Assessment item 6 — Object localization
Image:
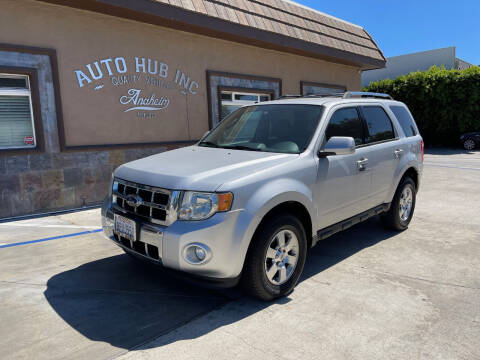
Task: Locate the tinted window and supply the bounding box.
[326,107,364,146]
[390,106,418,137]
[361,106,395,144]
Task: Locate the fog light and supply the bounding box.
[195,247,206,261]
[183,243,212,265]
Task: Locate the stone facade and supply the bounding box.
[0,146,177,219]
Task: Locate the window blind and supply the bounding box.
[0,95,35,148]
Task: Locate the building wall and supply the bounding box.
[0,0,362,219]
[456,58,474,70]
[362,47,461,87]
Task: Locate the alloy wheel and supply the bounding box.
[399,186,413,222]
[264,229,299,285]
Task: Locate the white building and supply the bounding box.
[362,47,474,87]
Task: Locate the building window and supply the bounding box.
[220,90,271,120]
[300,81,346,96]
[207,71,282,128]
[0,73,36,149]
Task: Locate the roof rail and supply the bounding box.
[303,93,344,98]
[343,91,392,100]
[278,94,302,99]
[277,92,392,101]
[279,93,345,100]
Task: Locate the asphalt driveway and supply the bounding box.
[0,148,479,360]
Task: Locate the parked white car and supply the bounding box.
[102,92,423,300]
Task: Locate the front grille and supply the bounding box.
[112,178,171,225]
[113,234,160,261]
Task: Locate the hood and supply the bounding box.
[114,145,296,192]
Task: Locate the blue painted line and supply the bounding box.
[0,228,103,249]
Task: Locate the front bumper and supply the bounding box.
[101,197,244,287]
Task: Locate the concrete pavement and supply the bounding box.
[0,149,479,359]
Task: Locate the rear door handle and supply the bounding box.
[394,149,404,159]
[357,158,368,171]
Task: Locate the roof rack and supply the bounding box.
[278,94,302,99]
[277,91,393,101]
[279,93,344,99]
[343,91,392,100]
[303,93,344,98]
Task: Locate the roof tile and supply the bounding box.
[191,0,208,14]
[151,0,384,62]
[180,0,196,11]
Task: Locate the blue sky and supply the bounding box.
[297,0,480,65]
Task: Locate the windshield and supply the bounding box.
[199,104,324,154]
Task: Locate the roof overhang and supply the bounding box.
[37,0,386,70]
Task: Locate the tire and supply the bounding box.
[381,176,416,231]
[242,214,307,301]
[463,139,476,151]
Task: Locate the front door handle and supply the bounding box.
[394,149,404,159]
[357,158,368,171]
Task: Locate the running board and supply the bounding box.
[312,203,390,247]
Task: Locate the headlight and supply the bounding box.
[178,191,233,220]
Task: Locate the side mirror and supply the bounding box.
[318,136,356,158]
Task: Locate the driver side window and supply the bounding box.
[325,107,364,146]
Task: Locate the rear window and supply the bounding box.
[361,106,395,144]
[390,106,418,137]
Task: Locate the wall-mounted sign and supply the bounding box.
[74,56,199,118]
[24,135,34,145]
[119,89,170,112]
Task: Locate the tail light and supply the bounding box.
[420,140,424,162]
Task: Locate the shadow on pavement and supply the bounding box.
[44,217,398,351]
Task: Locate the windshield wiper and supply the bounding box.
[221,145,263,152]
[198,141,219,148]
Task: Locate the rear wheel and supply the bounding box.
[381,177,416,231]
[242,214,307,301]
[463,139,476,150]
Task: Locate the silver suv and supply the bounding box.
[101,92,423,300]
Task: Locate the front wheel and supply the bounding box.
[242,214,307,301]
[381,176,416,231]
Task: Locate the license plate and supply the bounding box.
[114,214,136,241]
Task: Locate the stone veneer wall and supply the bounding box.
[0,146,177,219]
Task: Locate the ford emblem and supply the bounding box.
[126,194,142,208]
